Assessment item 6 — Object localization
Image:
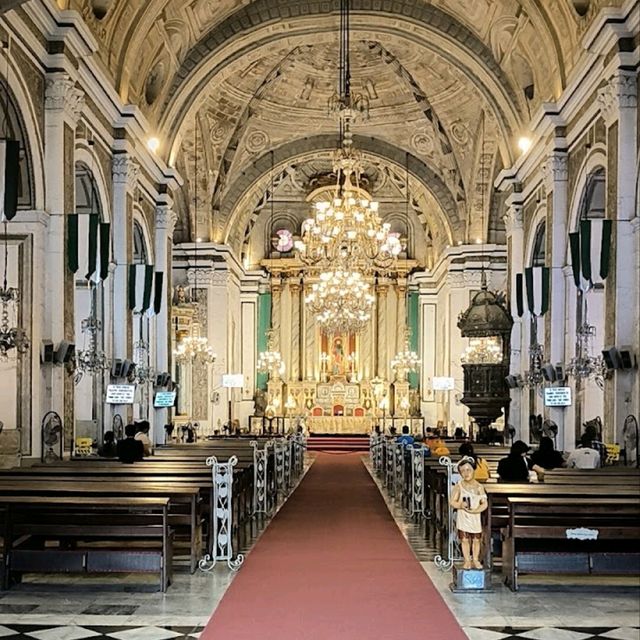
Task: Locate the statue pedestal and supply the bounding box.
[450,566,493,593]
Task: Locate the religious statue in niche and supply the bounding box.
[332,337,346,376]
[321,333,356,379]
[450,457,487,570]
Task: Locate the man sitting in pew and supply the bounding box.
[135,421,153,456]
[396,425,414,447]
[530,436,565,470]
[566,433,602,469]
[117,424,145,464]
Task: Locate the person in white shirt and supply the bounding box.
[566,434,601,469]
[134,421,152,456]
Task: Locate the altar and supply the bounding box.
[307,416,374,435]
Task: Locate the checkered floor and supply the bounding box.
[0,626,203,639]
[0,625,637,640]
[464,627,640,640]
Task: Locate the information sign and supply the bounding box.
[105,384,136,405]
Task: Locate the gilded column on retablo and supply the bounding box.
[290,276,301,381]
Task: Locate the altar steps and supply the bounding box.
[307,435,370,453]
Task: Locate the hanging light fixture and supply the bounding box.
[391,152,419,380]
[391,326,420,382]
[566,319,607,389]
[294,0,400,275]
[0,224,28,360]
[173,126,215,366]
[305,268,375,335]
[258,151,284,379]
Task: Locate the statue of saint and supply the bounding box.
[174,284,187,305]
[331,336,345,376]
[450,456,487,570]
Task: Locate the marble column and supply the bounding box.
[111,155,139,360]
[396,276,407,350]
[303,280,316,381]
[290,276,301,382]
[153,199,177,443]
[271,275,282,352]
[543,150,569,449]
[598,71,639,440]
[43,73,84,451]
[376,280,389,379]
[503,200,525,438]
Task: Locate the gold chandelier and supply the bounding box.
[174,321,216,365]
[305,268,375,335]
[257,329,284,379]
[294,138,401,274]
[391,326,420,381]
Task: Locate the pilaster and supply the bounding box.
[43,73,84,449]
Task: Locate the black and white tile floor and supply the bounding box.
[0,625,203,639]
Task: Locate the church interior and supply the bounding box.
[0,0,638,638]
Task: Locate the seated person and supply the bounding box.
[454,426,467,439]
[97,430,117,458]
[117,424,144,464]
[530,436,565,470]
[497,440,544,482]
[135,420,153,456]
[566,434,602,469]
[426,433,450,457]
[458,442,490,482]
[396,425,415,447]
[389,426,397,437]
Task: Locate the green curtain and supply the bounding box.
[407,291,419,390]
[256,292,272,391]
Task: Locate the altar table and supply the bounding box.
[307,416,373,434]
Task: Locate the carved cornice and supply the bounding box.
[155,204,178,234]
[446,270,484,289]
[502,204,524,237]
[187,268,227,287]
[112,155,140,190]
[44,74,84,123]
[542,153,568,191]
[598,72,638,127]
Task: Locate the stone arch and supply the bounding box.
[0,53,44,212]
[74,143,111,224]
[162,7,524,165]
[525,204,548,267]
[218,135,458,255]
[132,207,154,264]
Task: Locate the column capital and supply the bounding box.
[44,73,84,124]
[502,203,524,237]
[542,152,568,191]
[112,154,140,190]
[598,71,638,127]
[155,204,178,235]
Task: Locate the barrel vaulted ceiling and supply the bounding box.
[67,0,623,263]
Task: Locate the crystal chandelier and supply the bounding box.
[294,141,401,273]
[132,337,155,384]
[566,321,607,389]
[305,268,374,334]
[391,326,420,381]
[257,329,284,379]
[75,314,109,383]
[174,322,216,365]
[0,228,29,360]
[461,336,503,364]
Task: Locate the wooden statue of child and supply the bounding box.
[450,456,488,570]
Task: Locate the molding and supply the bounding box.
[187,268,228,287]
[112,154,140,190]
[44,73,84,124]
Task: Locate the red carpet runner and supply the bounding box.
[201,453,467,640]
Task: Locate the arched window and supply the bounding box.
[75,162,103,220]
[0,77,33,209]
[531,221,546,267]
[578,168,605,222]
[133,220,148,264]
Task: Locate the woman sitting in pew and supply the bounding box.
[97,430,118,458]
[458,442,490,482]
[497,440,545,483]
[530,436,565,470]
[117,424,145,464]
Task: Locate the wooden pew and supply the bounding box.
[501,496,640,590]
[483,483,640,569]
[0,496,172,592]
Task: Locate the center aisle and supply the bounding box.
[201,453,467,640]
